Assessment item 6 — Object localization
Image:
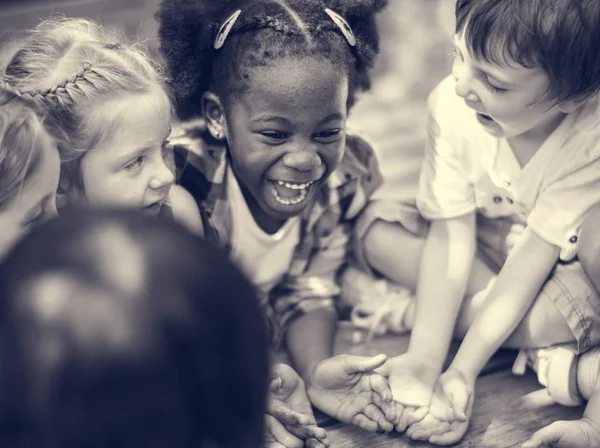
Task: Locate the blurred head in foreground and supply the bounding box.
[0,209,269,448]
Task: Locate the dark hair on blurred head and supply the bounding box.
[0,209,269,448]
[455,0,600,103]
[156,0,388,119]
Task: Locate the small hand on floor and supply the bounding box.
[522,419,600,447]
[266,363,330,448]
[307,354,398,433]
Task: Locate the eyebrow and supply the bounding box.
[252,115,292,126]
[118,145,154,165]
[252,113,344,126]
[319,113,344,125]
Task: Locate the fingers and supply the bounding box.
[521,421,567,448]
[363,403,394,432]
[285,423,328,441]
[306,437,331,448]
[265,414,304,448]
[352,413,380,433]
[407,414,449,441]
[369,374,393,402]
[344,354,388,374]
[429,423,469,446]
[444,374,470,421]
[267,398,311,426]
[396,406,428,432]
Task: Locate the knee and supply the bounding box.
[363,220,398,266]
[578,205,600,292]
[511,296,573,348]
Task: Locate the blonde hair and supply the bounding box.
[0,86,51,210]
[3,18,172,193]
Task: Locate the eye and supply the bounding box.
[124,155,145,171]
[314,129,343,143]
[259,131,289,143]
[483,77,508,95]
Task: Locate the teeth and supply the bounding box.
[270,185,308,206]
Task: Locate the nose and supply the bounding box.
[452,61,479,102]
[149,158,175,190]
[283,149,322,172]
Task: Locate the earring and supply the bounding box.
[215,130,221,139]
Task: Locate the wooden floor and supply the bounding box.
[310,324,585,447]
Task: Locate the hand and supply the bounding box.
[522,418,600,447]
[377,352,440,432]
[266,363,330,447]
[406,368,475,445]
[306,354,397,433]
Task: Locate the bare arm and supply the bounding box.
[408,212,476,373]
[450,228,559,380]
[286,308,337,384]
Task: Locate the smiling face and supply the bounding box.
[452,32,571,145]
[0,134,60,258]
[215,57,348,233]
[76,90,174,216]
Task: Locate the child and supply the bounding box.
[0,209,269,447]
[156,0,397,437]
[0,85,60,259]
[2,18,201,232]
[359,0,600,443]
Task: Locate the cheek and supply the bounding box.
[320,139,345,171]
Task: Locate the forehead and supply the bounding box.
[455,32,549,86]
[89,89,171,151]
[235,57,348,116]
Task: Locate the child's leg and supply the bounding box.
[577,203,600,294]
[362,218,497,329]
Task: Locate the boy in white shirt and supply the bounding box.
[357,0,600,444]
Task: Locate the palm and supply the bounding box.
[407,370,474,445]
[385,354,439,407]
[307,354,396,433]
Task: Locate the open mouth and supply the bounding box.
[268,180,316,206]
[142,202,163,215]
[476,112,495,123]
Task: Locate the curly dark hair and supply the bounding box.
[156,0,388,119]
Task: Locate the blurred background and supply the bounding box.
[0,0,455,204]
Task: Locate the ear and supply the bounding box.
[202,92,227,141]
[558,96,588,114]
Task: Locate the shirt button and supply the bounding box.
[506,197,514,204]
[493,196,503,203]
[570,235,578,244]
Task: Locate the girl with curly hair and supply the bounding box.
[156,0,398,445]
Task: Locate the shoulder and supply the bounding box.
[170,185,204,237]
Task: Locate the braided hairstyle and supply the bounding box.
[0,85,52,210]
[3,18,172,193]
[157,0,388,120]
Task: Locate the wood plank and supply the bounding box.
[324,369,584,447]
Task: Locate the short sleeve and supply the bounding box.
[528,157,600,261]
[416,78,477,219]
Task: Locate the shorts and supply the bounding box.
[355,200,600,354]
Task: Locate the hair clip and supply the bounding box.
[324,8,356,47]
[214,9,242,50]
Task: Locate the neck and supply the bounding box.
[240,185,287,235]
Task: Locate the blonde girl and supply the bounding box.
[3,18,201,231]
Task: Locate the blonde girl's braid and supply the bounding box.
[3,17,172,193]
[18,62,94,103]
